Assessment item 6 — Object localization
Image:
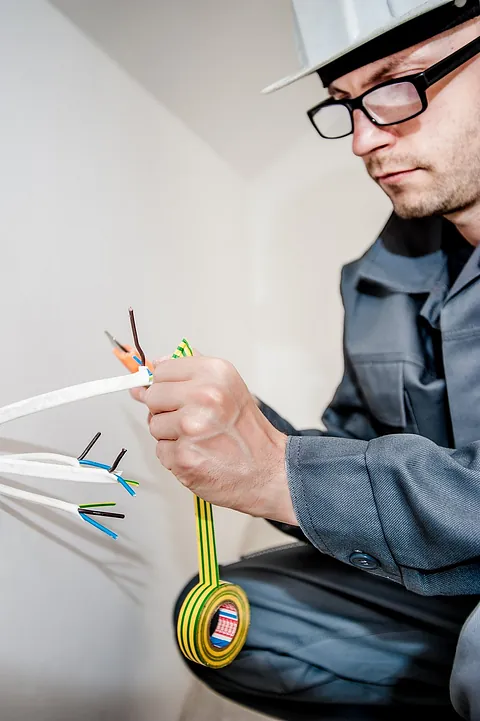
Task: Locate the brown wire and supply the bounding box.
[109,448,127,474]
[128,307,146,367]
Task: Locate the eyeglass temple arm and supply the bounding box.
[424,36,480,87]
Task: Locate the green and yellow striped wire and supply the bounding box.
[173,339,250,669]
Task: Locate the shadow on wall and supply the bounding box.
[0,680,138,721]
[0,436,149,605]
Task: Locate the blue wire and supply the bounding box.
[79,511,118,540]
[79,460,109,470]
[79,459,136,496]
[116,475,136,496]
[131,355,153,379]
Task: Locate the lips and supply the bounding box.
[375,169,418,182]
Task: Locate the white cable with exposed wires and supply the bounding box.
[0,366,151,426]
[0,367,151,538]
[0,457,121,484]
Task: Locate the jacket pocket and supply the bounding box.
[351,358,407,429]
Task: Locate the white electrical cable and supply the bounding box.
[0,458,121,484]
[0,482,77,514]
[3,453,80,466]
[0,367,152,426]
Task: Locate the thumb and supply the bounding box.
[129,386,147,403]
[152,355,171,368]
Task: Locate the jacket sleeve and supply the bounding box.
[287,429,480,595]
[258,340,480,597]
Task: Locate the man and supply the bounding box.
[134,0,480,718]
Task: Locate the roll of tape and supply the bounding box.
[172,340,250,668]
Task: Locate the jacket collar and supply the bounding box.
[357,214,446,294]
[357,213,480,299]
[447,239,480,302]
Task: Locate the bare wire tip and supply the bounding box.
[109,448,127,474]
[128,307,146,367]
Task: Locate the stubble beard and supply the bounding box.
[367,121,480,220]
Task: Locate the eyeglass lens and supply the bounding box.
[313,81,423,138]
[364,81,423,124]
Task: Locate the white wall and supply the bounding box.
[0,2,254,720]
[249,131,392,430]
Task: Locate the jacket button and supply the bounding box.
[349,552,379,570]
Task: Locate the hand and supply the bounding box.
[139,355,298,525]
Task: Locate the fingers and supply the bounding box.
[130,386,147,403]
[152,355,171,366]
[151,357,196,382]
[149,410,181,441]
[144,380,190,414]
[128,355,172,403]
[155,439,175,470]
[152,356,226,383]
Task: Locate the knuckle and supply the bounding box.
[178,413,195,436]
[197,384,225,407]
[206,357,233,380]
[178,410,209,437]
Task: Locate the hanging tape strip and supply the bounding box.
[172,339,250,668]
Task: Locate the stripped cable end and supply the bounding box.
[79,503,125,519]
[115,475,136,497]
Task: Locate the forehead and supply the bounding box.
[328,33,447,96]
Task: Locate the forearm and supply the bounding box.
[287,432,480,595]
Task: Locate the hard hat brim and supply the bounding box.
[261,0,464,94]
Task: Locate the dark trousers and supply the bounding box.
[174,542,477,720]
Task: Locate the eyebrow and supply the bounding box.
[329,53,411,96]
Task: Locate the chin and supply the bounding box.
[393,204,432,219]
[391,199,432,219]
[390,188,448,219]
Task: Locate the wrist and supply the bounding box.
[259,429,298,526]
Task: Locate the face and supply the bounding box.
[329,19,480,219]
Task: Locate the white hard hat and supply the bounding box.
[262,0,479,93]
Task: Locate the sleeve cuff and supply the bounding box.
[286,435,401,581]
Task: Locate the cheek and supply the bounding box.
[395,102,447,170]
[423,73,480,149]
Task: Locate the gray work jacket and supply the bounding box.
[260,212,480,718]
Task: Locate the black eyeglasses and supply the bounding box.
[307,35,480,140]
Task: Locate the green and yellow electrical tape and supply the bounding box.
[172,339,250,668]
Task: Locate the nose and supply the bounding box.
[351,109,394,158]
